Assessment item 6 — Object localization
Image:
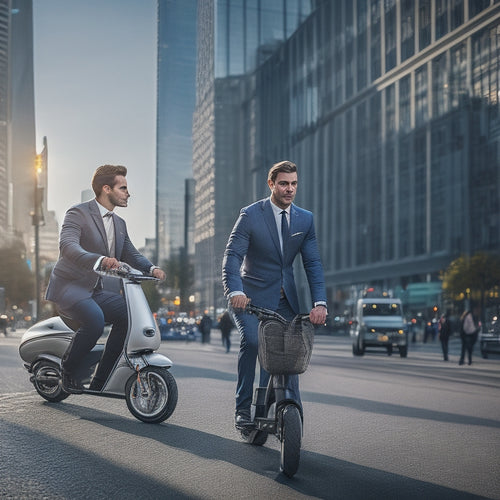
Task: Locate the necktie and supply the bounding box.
[103,212,115,257]
[281,210,289,254]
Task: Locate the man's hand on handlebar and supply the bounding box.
[230,294,251,311]
[152,268,166,281]
[100,257,121,271]
[309,306,327,325]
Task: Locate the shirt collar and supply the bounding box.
[96,200,113,217]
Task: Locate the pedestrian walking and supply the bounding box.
[459,304,481,365]
[438,310,452,361]
[219,310,233,353]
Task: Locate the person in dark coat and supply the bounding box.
[199,313,212,344]
[438,310,452,361]
[219,310,233,353]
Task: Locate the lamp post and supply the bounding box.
[32,153,43,320]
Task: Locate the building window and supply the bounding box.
[432,53,449,117]
[399,74,411,133]
[371,0,381,80]
[430,124,447,252]
[398,137,410,258]
[401,0,415,62]
[469,0,491,19]
[414,132,427,256]
[435,0,449,40]
[450,42,467,107]
[385,0,397,71]
[419,0,431,50]
[415,65,428,126]
[451,0,464,30]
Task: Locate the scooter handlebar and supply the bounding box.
[95,263,159,282]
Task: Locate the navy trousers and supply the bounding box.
[232,297,300,412]
[61,288,128,385]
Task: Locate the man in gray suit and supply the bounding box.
[222,160,327,430]
[46,165,165,393]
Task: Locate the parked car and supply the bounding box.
[160,315,198,341]
[350,297,408,357]
[480,316,500,358]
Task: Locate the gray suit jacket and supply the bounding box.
[222,198,326,313]
[45,199,152,310]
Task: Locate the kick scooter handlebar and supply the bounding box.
[244,303,310,322]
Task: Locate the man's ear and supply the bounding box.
[267,178,274,190]
[103,184,112,194]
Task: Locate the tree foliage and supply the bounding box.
[0,244,35,308]
[442,252,500,314]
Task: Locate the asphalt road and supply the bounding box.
[1,329,499,499]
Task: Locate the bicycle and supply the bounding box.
[239,303,314,478]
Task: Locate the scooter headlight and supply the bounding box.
[143,327,156,337]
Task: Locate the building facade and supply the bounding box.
[192,0,500,316]
[0,0,37,250]
[192,0,316,313]
[252,0,500,314]
[156,0,198,264]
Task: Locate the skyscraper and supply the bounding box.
[0,0,36,249]
[193,0,500,317]
[156,0,197,264]
[192,0,315,313]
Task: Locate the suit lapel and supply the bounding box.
[262,198,284,262]
[88,200,110,254]
[113,214,125,259]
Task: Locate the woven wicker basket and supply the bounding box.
[258,314,314,375]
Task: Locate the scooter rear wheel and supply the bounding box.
[125,367,178,423]
[32,360,70,403]
[280,404,302,478]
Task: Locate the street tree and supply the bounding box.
[442,252,500,321]
[0,244,35,308]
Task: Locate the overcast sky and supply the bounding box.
[33,0,158,247]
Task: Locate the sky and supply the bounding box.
[33,0,158,247]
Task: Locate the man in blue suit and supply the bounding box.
[222,160,327,430]
[45,165,165,393]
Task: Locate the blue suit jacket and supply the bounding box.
[45,199,152,310]
[222,198,326,313]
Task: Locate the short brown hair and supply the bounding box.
[91,164,127,196]
[268,160,297,183]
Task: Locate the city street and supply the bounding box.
[1,329,499,499]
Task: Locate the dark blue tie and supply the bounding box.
[281,210,289,254]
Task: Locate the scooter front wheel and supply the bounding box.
[280,404,302,478]
[125,367,178,424]
[32,360,70,403]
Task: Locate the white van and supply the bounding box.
[350,297,408,357]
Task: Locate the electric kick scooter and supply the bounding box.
[240,304,314,478]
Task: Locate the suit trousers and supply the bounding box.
[232,297,301,412]
[61,288,128,385]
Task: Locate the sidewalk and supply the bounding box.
[0,328,26,341]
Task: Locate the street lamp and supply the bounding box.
[32,153,44,320]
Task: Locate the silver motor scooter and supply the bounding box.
[19,264,178,424]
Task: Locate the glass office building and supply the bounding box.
[193,0,315,312]
[252,0,500,313]
[0,0,36,250]
[156,0,197,263]
[193,0,500,315]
